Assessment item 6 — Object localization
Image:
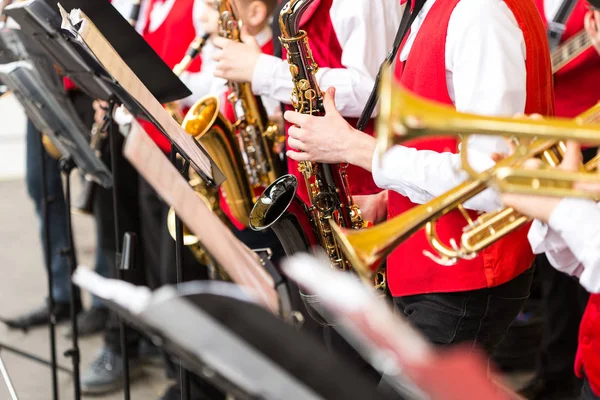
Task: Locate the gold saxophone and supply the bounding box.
[165,32,232,276]
[249,0,380,291]
[167,0,285,275]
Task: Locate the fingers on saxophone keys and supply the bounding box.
[284,110,309,127]
[286,149,311,161]
[287,136,306,152]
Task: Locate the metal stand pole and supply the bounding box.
[106,99,131,400]
[0,353,18,400]
[59,157,81,400]
[38,131,59,400]
[170,148,191,400]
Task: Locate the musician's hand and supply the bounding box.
[93,100,108,126]
[213,30,262,83]
[198,0,220,35]
[585,9,600,55]
[501,141,581,223]
[285,87,376,170]
[353,191,389,225]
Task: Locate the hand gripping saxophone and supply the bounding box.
[249,0,377,305]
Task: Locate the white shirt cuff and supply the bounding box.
[549,198,599,257]
[251,54,283,98]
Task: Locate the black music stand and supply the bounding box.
[5,2,225,399]
[0,27,114,400]
[73,270,396,400]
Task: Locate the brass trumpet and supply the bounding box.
[331,70,600,281]
[330,140,563,282]
[377,68,600,198]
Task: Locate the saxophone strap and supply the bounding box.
[356,0,426,131]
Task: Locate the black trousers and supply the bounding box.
[100,137,148,356]
[534,254,589,386]
[395,267,535,353]
[582,375,600,400]
[379,267,535,397]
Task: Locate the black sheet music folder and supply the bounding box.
[56,0,191,104]
[0,27,113,187]
[5,0,224,187]
[74,274,393,400]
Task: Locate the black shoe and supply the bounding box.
[518,377,581,400]
[159,385,180,400]
[3,300,73,331]
[64,307,109,338]
[81,345,143,395]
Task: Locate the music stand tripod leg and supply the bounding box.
[170,147,191,400]
[58,157,81,400]
[106,99,132,400]
[0,351,18,400]
[38,131,59,400]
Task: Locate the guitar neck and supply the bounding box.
[552,29,592,73]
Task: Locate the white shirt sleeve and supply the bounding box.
[251,0,401,117]
[546,198,600,294]
[371,0,526,211]
[179,42,228,108]
[527,219,585,278]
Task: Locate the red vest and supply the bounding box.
[282,0,381,204]
[576,293,600,396]
[219,38,276,230]
[534,0,600,118]
[139,0,203,153]
[387,0,554,297]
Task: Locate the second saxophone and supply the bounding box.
[249,0,370,281]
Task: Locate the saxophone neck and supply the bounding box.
[279,0,323,115]
[219,0,241,41]
[279,0,314,39]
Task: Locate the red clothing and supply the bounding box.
[577,294,600,395]
[387,0,554,297]
[219,39,276,230]
[140,0,203,153]
[282,0,381,205]
[534,0,600,118]
[532,2,600,396]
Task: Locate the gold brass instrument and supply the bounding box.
[218,0,285,189]
[167,171,230,281]
[249,0,378,293]
[330,71,600,279]
[184,0,285,227]
[377,68,600,197]
[330,140,565,282]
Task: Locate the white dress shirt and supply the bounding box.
[528,198,600,294]
[179,25,280,116]
[372,0,527,212]
[250,0,402,118]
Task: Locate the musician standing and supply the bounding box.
[519,1,600,398]
[212,0,401,377]
[80,0,220,397]
[502,141,600,400]
[4,1,111,336]
[281,0,554,376]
